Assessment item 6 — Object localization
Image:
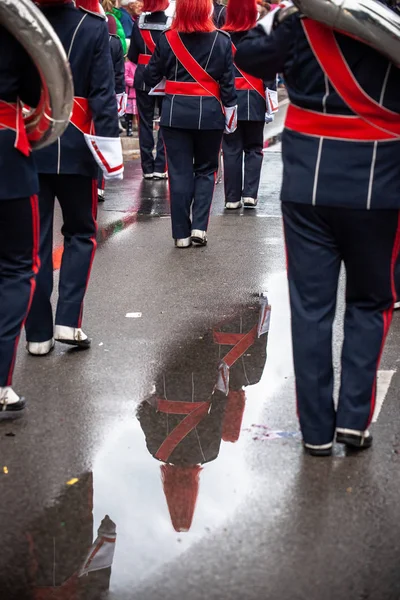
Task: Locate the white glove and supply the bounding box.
[116,92,127,117]
[84,134,124,180]
[224,105,238,134]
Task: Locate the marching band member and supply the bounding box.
[98,12,126,202]
[213,0,226,27]
[127,0,171,179]
[235,5,400,455]
[144,0,237,247]
[25,0,122,355]
[0,26,41,410]
[222,0,271,210]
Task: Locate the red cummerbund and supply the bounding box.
[165,80,221,100]
[0,101,18,130]
[285,104,399,142]
[138,54,151,65]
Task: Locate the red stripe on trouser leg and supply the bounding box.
[6,195,40,386]
[367,211,400,425]
[78,180,98,328]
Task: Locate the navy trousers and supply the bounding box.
[25,175,97,342]
[136,90,166,175]
[97,169,104,193]
[162,126,223,239]
[282,202,400,446]
[0,196,39,385]
[222,120,264,204]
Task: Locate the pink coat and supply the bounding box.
[125,60,137,100]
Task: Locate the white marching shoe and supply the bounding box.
[243,197,258,208]
[26,339,55,356]
[174,237,192,248]
[225,200,242,210]
[0,387,26,412]
[153,172,168,180]
[143,173,154,180]
[55,325,91,349]
[191,229,207,246]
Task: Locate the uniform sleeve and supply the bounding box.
[89,22,119,137]
[219,37,237,108]
[143,38,166,88]
[235,17,294,80]
[217,6,226,27]
[113,39,126,94]
[127,23,140,63]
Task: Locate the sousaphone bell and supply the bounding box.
[0,0,74,149]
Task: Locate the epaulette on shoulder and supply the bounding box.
[216,29,230,38]
[79,7,106,20]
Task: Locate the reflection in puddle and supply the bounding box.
[92,296,271,593]
[12,474,117,599]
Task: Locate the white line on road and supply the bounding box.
[373,370,396,422]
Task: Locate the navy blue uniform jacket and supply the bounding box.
[34,3,119,178]
[144,30,237,130]
[235,14,400,209]
[0,26,41,201]
[230,30,270,122]
[128,11,169,92]
[213,2,226,27]
[110,34,125,94]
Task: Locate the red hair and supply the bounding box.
[143,0,169,11]
[223,0,258,31]
[171,0,215,33]
[75,0,101,11]
[222,390,246,443]
[161,465,202,532]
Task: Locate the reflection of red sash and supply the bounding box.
[154,399,210,461]
[213,325,258,369]
[70,97,94,135]
[138,29,156,65]
[165,30,221,102]
[286,19,400,141]
[231,43,265,100]
[0,100,30,156]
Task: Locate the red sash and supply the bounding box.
[165,30,221,102]
[232,43,265,100]
[70,97,94,135]
[154,399,210,461]
[140,29,156,53]
[295,19,400,140]
[0,100,30,156]
[213,325,258,369]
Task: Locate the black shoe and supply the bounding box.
[54,326,91,350]
[2,397,26,412]
[336,429,373,450]
[303,443,333,457]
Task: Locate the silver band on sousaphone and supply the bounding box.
[278,0,400,68]
[0,0,74,149]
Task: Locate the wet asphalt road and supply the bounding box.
[2,138,400,600]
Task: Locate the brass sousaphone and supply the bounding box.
[0,0,74,149]
[279,0,400,67]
